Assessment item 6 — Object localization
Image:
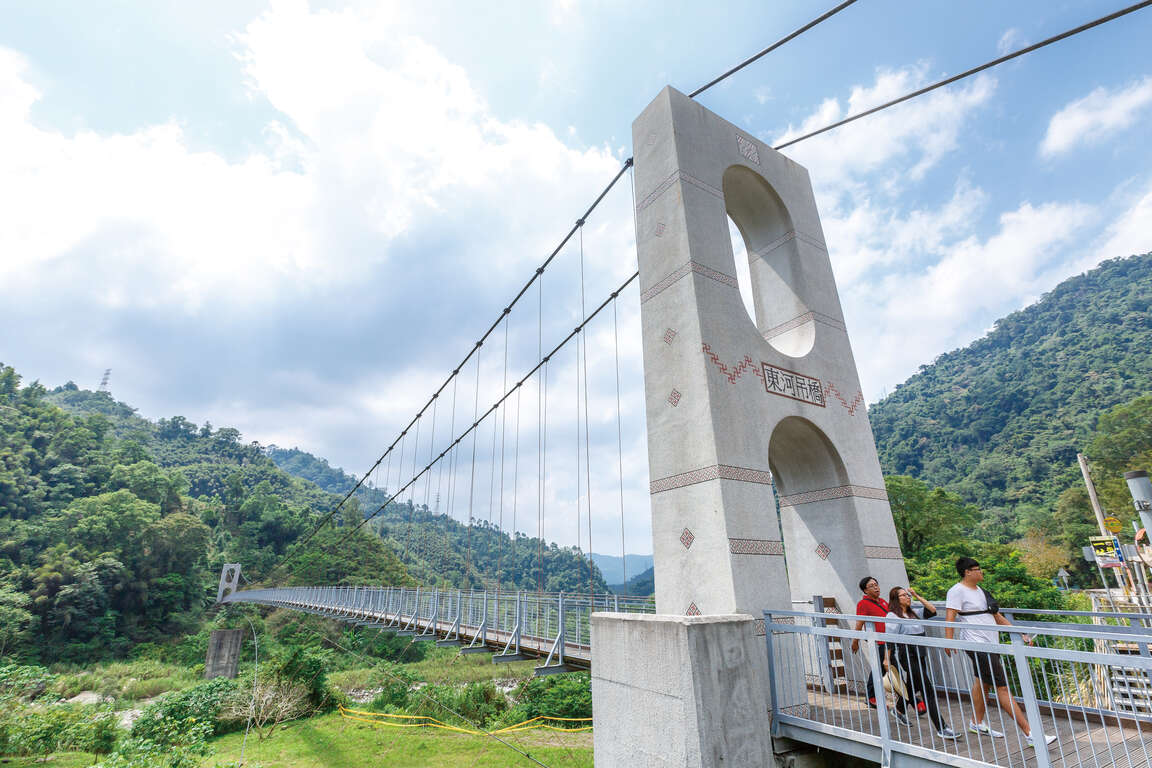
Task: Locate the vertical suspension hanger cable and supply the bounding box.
[486,399,499,586]
[539,358,549,595]
[497,314,510,593]
[613,295,627,590]
[466,343,482,587]
[422,394,439,572]
[512,382,522,590]
[537,272,544,595]
[441,372,459,582]
[574,323,583,595]
[407,414,422,574]
[396,430,409,562]
[579,223,594,600]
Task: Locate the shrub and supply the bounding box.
[132,677,237,741]
[366,665,416,712]
[0,664,55,704]
[500,673,591,727]
[411,681,507,728]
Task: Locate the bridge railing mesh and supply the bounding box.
[221,585,654,667]
[765,608,1152,768]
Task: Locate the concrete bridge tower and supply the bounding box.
[635,86,906,617]
[592,86,906,767]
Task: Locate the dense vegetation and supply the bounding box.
[0,365,607,665]
[871,253,1152,585]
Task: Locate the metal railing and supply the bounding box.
[766,608,1152,768]
[220,585,655,672]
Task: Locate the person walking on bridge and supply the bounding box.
[944,557,1055,748]
[849,575,888,708]
[886,585,958,740]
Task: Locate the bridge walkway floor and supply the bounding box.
[785,688,1150,768]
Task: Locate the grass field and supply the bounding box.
[208,711,593,767]
[48,658,204,705]
[2,712,594,768]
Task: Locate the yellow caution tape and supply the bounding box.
[338,706,592,734]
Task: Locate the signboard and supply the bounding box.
[761,363,825,407]
[1104,516,1123,533]
[1090,535,1124,568]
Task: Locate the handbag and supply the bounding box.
[883,664,909,701]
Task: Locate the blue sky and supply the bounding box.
[1,1,1150,556]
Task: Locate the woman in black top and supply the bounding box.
[886,586,958,740]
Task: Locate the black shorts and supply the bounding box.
[965,649,1009,688]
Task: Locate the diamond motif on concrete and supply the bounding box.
[663,328,677,344]
[685,602,701,616]
[736,135,760,165]
[815,542,831,560]
[668,389,681,407]
[680,528,695,549]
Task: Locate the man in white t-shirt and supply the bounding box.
[944,556,1054,748]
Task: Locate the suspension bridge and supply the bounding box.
[215,3,1152,766]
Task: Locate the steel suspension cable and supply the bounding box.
[328,270,640,555]
[262,159,633,582]
[690,0,860,97]
[774,0,1152,150]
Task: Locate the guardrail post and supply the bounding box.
[812,594,834,694]
[865,631,893,768]
[463,590,490,654]
[1010,633,1052,768]
[764,611,780,736]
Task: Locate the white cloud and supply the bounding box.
[846,199,1096,399]
[997,28,1024,55]
[1040,76,1152,157]
[1096,179,1152,259]
[773,65,996,194]
[0,2,650,551]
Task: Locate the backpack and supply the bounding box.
[957,586,1000,616]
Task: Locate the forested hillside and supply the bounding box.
[0,368,608,662]
[0,369,406,662]
[870,252,1152,583]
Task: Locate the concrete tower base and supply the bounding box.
[591,613,775,767]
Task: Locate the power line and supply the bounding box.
[774,0,1152,150]
[264,159,633,582]
[689,0,860,98]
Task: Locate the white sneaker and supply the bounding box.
[936,726,960,740]
[968,721,1005,738]
[1026,732,1057,748]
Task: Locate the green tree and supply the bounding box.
[885,475,977,555]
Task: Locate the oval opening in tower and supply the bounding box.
[723,166,815,358]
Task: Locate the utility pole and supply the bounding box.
[1078,453,1127,605]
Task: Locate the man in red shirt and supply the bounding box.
[849,575,888,708]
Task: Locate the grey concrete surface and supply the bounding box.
[632,86,907,619]
[591,613,775,767]
[204,628,244,679]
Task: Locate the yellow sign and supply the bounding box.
[1090,535,1123,568]
[1103,516,1123,533]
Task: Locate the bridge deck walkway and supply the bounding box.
[787,687,1150,768]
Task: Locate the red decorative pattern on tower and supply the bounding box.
[702,343,764,384]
